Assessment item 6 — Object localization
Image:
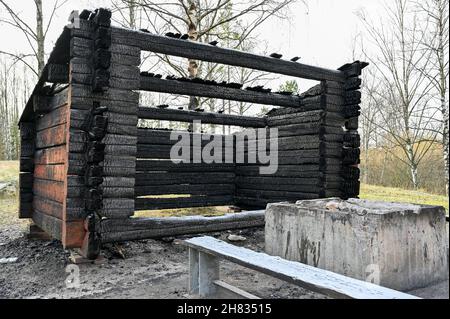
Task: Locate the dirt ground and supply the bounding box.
[0,223,448,299]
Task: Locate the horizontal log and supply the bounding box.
[100,210,265,242]
[32,209,62,240]
[71,55,140,71]
[243,147,342,158]
[135,183,235,196]
[136,144,233,159]
[67,176,135,188]
[33,88,69,114]
[33,178,65,203]
[67,186,135,198]
[140,77,301,108]
[35,124,67,149]
[47,64,69,83]
[136,160,235,172]
[235,166,323,178]
[69,142,137,156]
[276,123,344,137]
[236,188,321,200]
[35,145,67,165]
[66,198,135,219]
[36,104,68,131]
[71,84,139,104]
[111,26,345,82]
[235,176,323,186]
[135,195,234,211]
[69,153,136,168]
[34,164,65,182]
[71,109,138,126]
[71,37,140,59]
[135,172,235,186]
[68,164,135,177]
[33,195,63,219]
[71,99,138,115]
[137,128,229,145]
[236,183,321,193]
[138,106,267,127]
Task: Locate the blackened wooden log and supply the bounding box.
[342,148,360,165]
[135,183,235,196]
[343,104,360,118]
[345,117,359,130]
[100,211,265,242]
[138,106,267,128]
[343,131,361,148]
[47,64,69,83]
[67,186,134,198]
[140,76,301,108]
[32,210,62,240]
[136,160,235,172]
[33,88,69,114]
[236,188,321,200]
[36,105,68,131]
[32,195,63,219]
[134,195,234,211]
[135,172,235,186]
[137,129,227,145]
[71,84,139,104]
[110,26,346,82]
[68,175,135,188]
[338,61,369,78]
[20,157,34,172]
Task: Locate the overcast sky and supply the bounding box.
[0,0,386,67]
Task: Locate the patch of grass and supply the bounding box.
[360,183,449,212]
[0,194,28,228]
[0,161,19,183]
[134,206,232,218]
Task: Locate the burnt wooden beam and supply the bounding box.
[47,64,69,83]
[111,27,345,82]
[100,210,265,242]
[138,106,267,128]
[136,160,235,172]
[140,76,301,108]
[135,184,235,196]
[33,88,69,115]
[135,195,234,211]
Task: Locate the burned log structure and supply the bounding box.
[18,8,367,258]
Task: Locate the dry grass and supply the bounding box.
[360,183,449,212]
[0,161,19,183]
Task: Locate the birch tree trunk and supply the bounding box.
[187,0,199,112]
[35,0,45,75]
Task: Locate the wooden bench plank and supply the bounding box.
[183,236,419,299]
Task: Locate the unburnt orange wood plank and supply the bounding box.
[34,145,67,164]
[35,123,67,149]
[33,178,65,203]
[63,220,85,248]
[36,105,68,131]
[33,195,64,219]
[34,164,66,182]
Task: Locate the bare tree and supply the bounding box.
[415,0,449,194]
[0,0,67,76]
[121,0,298,111]
[357,0,439,189]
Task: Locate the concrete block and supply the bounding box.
[265,198,449,291]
